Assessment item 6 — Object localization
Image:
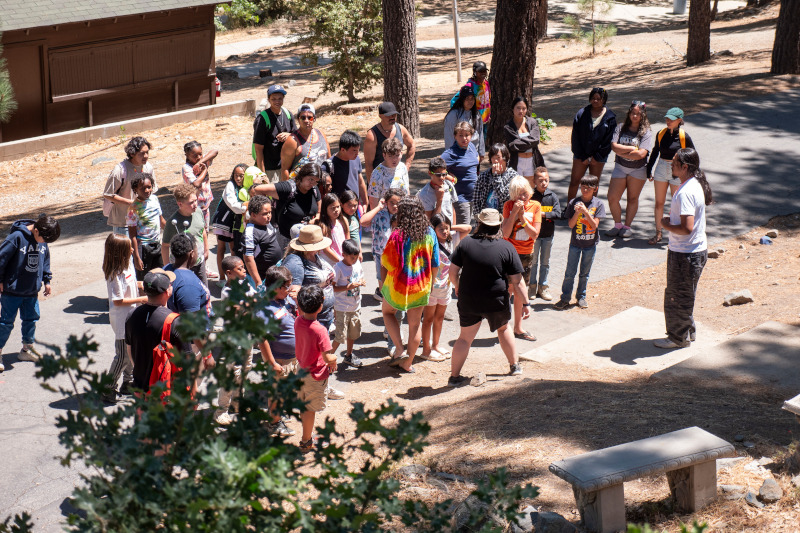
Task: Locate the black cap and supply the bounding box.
[143,268,176,296]
[378,102,398,116]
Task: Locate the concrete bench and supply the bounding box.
[783,393,800,419]
[549,427,736,533]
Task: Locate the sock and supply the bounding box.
[623,225,631,230]
[614,222,624,229]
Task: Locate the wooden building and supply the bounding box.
[0,0,220,142]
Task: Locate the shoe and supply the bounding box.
[447,375,469,387]
[207,269,219,279]
[0,362,4,373]
[577,298,588,309]
[299,434,327,453]
[101,390,117,405]
[0,349,4,372]
[266,419,295,437]
[653,337,690,349]
[620,227,633,238]
[119,381,134,396]
[214,410,234,426]
[374,288,383,302]
[553,299,569,310]
[514,330,537,342]
[509,363,523,376]
[326,386,345,400]
[648,230,663,245]
[605,226,621,237]
[18,344,39,362]
[343,353,363,367]
[537,285,553,301]
[689,331,696,342]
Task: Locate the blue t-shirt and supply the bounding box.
[263,297,297,359]
[164,266,210,313]
[441,142,480,202]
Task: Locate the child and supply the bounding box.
[420,214,470,362]
[127,175,166,281]
[554,175,605,310]
[332,239,366,368]
[162,183,209,287]
[295,285,337,452]
[530,167,561,301]
[165,234,211,316]
[242,195,282,288]
[339,189,362,249]
[318,193,349,267]
[101,233,147,403]
[182,141,219,280]
[211,164,248,286]
[417,157,458,224]
[0,215,60,369]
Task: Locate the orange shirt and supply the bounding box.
[502,200,542,255]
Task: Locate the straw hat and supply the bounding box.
[289,225,331,252]
[477,208,503,226]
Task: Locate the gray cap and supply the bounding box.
[267,84,287,96]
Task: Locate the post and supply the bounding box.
[87,99,93,127]
[452,0,462,82]
[174,81,180,111]
[673,0,687,14]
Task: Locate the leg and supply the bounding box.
[575,246,596,301]
[666,461,718,512]
[401,306,425,370]
[216,239,227,283]
[0,294,23,350]
[421,305,436,356]
[382,301,404,357]
[301,410,316,442]
[496,323,518,366]
[107,339,129,390]
[530,239,541,288]
[664,250,707,343]
[588,160,606,179]
[453,201,472,227]
[560,246,581,303]
[451,321,481,377]
[653,180,670,233]
[623,175,647,227]
[568,158,589,202]
[538,236,554,289]
[345,338,355,354]
[606,177,626,225]
[430,305,447,353]
[19,297,40,346]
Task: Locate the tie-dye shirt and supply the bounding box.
[126,195,162,244]
[381,227,440,311]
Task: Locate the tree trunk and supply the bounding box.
[488,0,543,146]
[382,0,419,137]
[686,0,712,66]
[536,0,548,39]
[771,0,800,74]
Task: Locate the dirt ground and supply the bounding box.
[2,1,799,530]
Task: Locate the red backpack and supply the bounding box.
[148,312,179,401]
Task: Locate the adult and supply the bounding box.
[654,148,712,349]
[164,234,210,315]
[251,163,322,245]
[451,61,491,132]
[279,103,330,182]
[569,88,617,201]
[242,195,282,287]
[381,197,439,373]
[322,129,367,204]
[441,121,481,226]
[253,84,296,182]
[646,107,696,245]
[471,143,519,215]
[363,101,416,182]
[283,225,336,331]
[503,96,544,185]
[103,137,155,235]
[444,85,485,159]
[448,209,528,386]
[605,101,653,239]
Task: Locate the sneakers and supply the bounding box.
[326,386,345,400]
[214,410,234,426]
[537,285,553,301]
[605,226,621,237]
[101,390,117,405]
[342,353,363,368]
[509,363,523,376]
[577,298,588,309]
[119,381,134,396]
[266,419,295,437]
[653,337,691,349]
[18,344,39,362]
[0,349,4,372]
[374,288,383,302]
[689,331,696,342]
[447,375,469,387]
[0,362,4,373]
[620,226,633,238]
[553,299,569,310]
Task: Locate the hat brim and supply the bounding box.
[289,236,332,252]
[148,268,176,283]
[477,216,503,226]
[664,114,680,120]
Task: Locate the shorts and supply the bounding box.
[652,158,681,185]
[333,310,361,345]
[516,155,534,176]
[611,162,647,181]
[518,252,534,283]
[275,357,299,378]
[265,169,281,183]
[457,305,511,332]
[427,285,452,307]
[299,374,328,412]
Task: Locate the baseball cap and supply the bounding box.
[267,84,287,96]
[378,102,398,116]
[664,107,684,120]
[143,268,176,296]
[298,103,316,117]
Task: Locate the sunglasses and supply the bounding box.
[631,100,646,109]
[430,171,448,177]
[298,115,315,121]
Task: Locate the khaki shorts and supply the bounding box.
[333,310,361,345]
[265,169,282,183]
[275,357,299,378]
[299,374,328,412]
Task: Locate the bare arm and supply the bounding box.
[244,255,261,286]
[509,272,530,319]
[360,198,385,226]
[449,264,461,297]
[161,243,170,266]
[358,171,368,207]
[363,129,377,182]
[113,296,148,306]
[251,183,278,198]
[258,339,283,373]
[280,137,298,182]
[254,145,266,172]
[661,214,694,235]
[128,226,143,271]
[401,125,416,168]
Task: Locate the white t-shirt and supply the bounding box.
[417,182,458,225]
[333,260,363,313]
[107,264,139,338]
[668,177,707,253]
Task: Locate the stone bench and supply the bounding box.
[549,426,736,533]
[783,393,800,419]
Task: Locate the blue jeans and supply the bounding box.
[530,236,553,287]
[0,294,40,349]
[560,245,596,302]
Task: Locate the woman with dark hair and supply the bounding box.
[251,162,322,243]
[569,88,617,201]
[444,85,485,159]
[441,121,481,226]
[503,96,544,186]
[654,147,712,349]
[283,225,336,330]
[381,196,439,373]
[471,143,519,215]
[447,209,529,386]
[605,101,653,239]
[103,136,155,235]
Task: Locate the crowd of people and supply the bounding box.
[0,66,713,452]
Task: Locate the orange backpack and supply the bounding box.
[148,312,179,401]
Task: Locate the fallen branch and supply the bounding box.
[663,38,685,59]
[77,140,123,160]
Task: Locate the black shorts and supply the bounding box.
[457,306,511,332]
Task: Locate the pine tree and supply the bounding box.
[562,0,617,56]
[0,37,18,123]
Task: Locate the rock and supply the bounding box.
[742,441,756,449]
[791,475,800,488]
[720,484,746,493]
[756,456,772,466]
[717,457,746,471]
[744,460,768,475]
[397,464,429,480]
[435,472,471,484]
[259,68,273,78]
[257,98,269,113]
[288,79,297,87]
[716,49,734,56]
[226,54,240,61]
[724,290,754,306]
[470,373,487,387]
[91,156,115,166]
[765,264,773,269]
[623,47,630,52]
[759,478,783,503]
[765,229,779,238]
[427,477,450,493]
[450,495,505,532]
[745,491,764,508]
[216,67,239,80]
[739,244,746,249]
[716,247,726,254]
[734,434,744,442]
[405,486,434,499]
[760,236,773,245]
[708,250,720,259]
[512,508,579,533]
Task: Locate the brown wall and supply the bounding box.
[0,6,217,143]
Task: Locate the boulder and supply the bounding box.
[450,495,505,532]
[708,250,720,259]
[765,229,779,238]
[723,290,754,306]
[216,67,239,80]
[471,373,487,387]
[745,491,764,508]
[758,478,783,503]
[511,507,579,533]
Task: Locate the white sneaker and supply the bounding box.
[214,410,234,426]
[18,344,39,362]
[653,337,690,349]
[326,386,345,400]
[0,349,4,372]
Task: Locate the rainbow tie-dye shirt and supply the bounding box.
[381,227,440,311]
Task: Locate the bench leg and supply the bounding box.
[574,483,626,533]
[666,460,717,512]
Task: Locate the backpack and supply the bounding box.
[148,312,179,401]
[102,163,127,217]
[251,107,293,161]
[657,127,686,149]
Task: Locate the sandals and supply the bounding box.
[388,354,409,367]
[514,330,537,342]
[648,230,662,246]
[418,350,447,362]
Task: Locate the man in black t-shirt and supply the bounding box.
[253,85,296,182]
[242,195,282,286]
[323,130,367,204]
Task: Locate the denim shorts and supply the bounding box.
[652,158,681,185]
